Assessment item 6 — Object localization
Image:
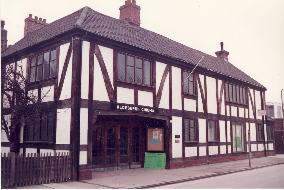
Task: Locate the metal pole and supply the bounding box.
[248,128,252,168]
[281,89,284,129]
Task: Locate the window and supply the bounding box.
[225,83,247,106]
[208,120,218,142]
[266,105,274,118]
[183,71,196,96]
[232,123,244,152]
[184,119,198,142]
[24,111,55,143]
[256,123,264,141]
[117,52,152,86]
[29,49,57,83]
[266,124,273,141]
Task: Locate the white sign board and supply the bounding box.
[257,109,267,116]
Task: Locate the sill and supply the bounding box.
[27,78,56,89]
[117,81,154,91]
[225,102,248,108]
[183,94,197,100]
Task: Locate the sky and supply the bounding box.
[1,0,284,103]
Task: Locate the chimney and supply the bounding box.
[24,14,47,36]
[119,0,141,26]
[1,20,8,52]
[215,42,229,61]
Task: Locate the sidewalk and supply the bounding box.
[18,155,284,189]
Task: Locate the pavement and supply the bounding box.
[17,155,284,189]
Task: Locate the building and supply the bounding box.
[1,20,8,52]
[266,102,283,119]
[1,0,275,180]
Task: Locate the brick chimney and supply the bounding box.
[119,0,141,26]
[1,20,8,52]
[215,42,229,61]
[24,14,47,36]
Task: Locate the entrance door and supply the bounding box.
[232,124,245,152]
[93,126,143,169]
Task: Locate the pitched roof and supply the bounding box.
[2,6,265,89]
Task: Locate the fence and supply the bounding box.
[1,152,71,188]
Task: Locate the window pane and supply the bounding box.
[43,52,50,80]
[36,64,43,81]
[126,66,134,83]
[229,84,233,102]
[243,88,247,104]
[184,119,190,142]
[47,112,54,143]
[236,86,240,104]
[143,61,151,86]
[208,121,216,141]
[50,60,56,78]
[31,57,37,67]
[30,67,36,82]
[183,71,189,94]
[189,120,195,141]
[127,55,134,66]
[117,53,125,81]
[41,114,48,141]
[240,87,243,104]
[135,58,142,68]
[135,68,142,84]
[189,80,194,95]
[50,49,56,61]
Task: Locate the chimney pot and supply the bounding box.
[215,42,229,61]
[35,16,38,20]
[39,18,42,21]
[29,14,32,18]
[24,14,47,36]
[43,19,46,23]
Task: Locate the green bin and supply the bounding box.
[144,152,166,169]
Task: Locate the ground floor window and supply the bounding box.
[208,120,219,142]
[266,124,273,141]
[184,119,198,142]
[232,123,245,152]
[24,111,55,143]
[256,123,265,141]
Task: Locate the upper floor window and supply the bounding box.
[24,111,55,143]
[183,71,196,96]
[208,120,219,142]
[29,49,57,83]
[117,52,152,86]
[184,119,198,142]
[225,83,247,105]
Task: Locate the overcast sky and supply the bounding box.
[1,0,284,103]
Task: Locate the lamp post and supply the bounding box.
[281,89,284,128]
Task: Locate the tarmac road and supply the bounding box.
[154,164,284,189]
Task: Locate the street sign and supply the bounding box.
[258,109,267,116]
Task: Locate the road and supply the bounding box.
[154,164,284,189]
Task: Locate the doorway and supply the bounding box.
[92,116,146,170]
[232,123,245,152]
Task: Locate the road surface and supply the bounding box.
[155,164,284,189]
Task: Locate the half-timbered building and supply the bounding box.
[1,0,275,180]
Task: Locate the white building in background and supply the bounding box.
[266,102,283,119]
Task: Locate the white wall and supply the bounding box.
[219,121,226,142]
[239,107,244,118]
[199,146,206,156]
[209,146,218,155]
[117,87,134,104]
[26,148,37,154]
[207,77,217,114]
[59,43,72,100]
[81,41,90,99]
[255,90,262,120]
[171,117,182,158]
[1,115,11,142]
[250,123,256,141]
[227,121,231,142]
[248,89,255,119]
[80,108,88,145]
[185,147,197,157]
[219,80,226,115]
[1,147,10,153]
[268,143,274,150]
[231,106,237,117]
[41,86,54,102]
[99,45,114,87]
[80,151,88,165]
[138,91,153,107]
[199,119,206,143]
[220,145,226,154]
[40,149,55,156]
[198,74,205,113]
[156,62,169,109]
[184,98,196,112]
[172,67,182,110]
[56,108,71,144]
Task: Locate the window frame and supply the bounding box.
[116,51,153,87]
[24,110,56,144]
[182,70,197,98]
[256,123,265,142]
[28,48,57,84]
[184,118,199,144]
[225,82,248,106]
[208,120,219,143]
